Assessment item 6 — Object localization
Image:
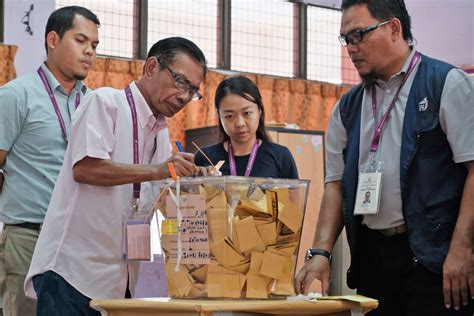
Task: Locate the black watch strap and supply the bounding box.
[306,248,331,261]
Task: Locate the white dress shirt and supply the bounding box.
[25,82,172,299]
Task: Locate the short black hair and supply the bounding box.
[45,6,100,53]
[147,37,207,77]
[214,76,270,143]
[341,0,413,42]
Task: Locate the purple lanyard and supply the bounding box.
[228,139,260,176]
[370,52,421,152]
[37,67,80,141]
[124,86,141,200]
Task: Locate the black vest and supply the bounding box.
[338,54,467,289]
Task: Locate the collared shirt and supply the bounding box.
[25,82,171,300]
[325,48,474,229]
[0,63,86,224]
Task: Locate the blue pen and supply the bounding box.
[175,140,185,152]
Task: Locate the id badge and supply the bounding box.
[122,220,151,261]
[354,171,382,215]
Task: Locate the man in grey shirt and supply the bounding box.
[295,0,473,315]
[0,6,99,316]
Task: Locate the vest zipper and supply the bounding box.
[400,132,421,232]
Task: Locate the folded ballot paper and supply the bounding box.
[155,176,310,299]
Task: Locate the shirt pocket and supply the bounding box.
[417,112,446,157]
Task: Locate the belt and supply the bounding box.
[5,222,41,231]
[377,224,407,237]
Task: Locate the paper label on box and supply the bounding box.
[161,219,179,234]
[165,194,210,264]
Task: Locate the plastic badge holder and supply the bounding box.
[154,176,310,299]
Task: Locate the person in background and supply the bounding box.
[195,76,298,179]
[0,6,100,316]
[294,0,473,315]
[24,37,209,316]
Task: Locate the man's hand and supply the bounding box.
[164,153,218,178]
[163,152,198,177]
[443,161,474,310]
[443,241,474,310]
[294,256,331,296]
[294,181,344,297]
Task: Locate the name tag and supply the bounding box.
[123,220,151,261]
[354,172,382,215]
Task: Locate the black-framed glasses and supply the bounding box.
[338,20,391,47]
[158,58,202,101]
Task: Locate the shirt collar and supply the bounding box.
[128,81,158,129]
[40,62,86,95]
[376,46,418,86]
[397,46,418,76]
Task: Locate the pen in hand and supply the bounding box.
[175,140,185,153]
[175,140,199,177]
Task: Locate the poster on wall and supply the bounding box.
[4,0,55,76]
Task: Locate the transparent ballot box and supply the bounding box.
[155,176,310,299]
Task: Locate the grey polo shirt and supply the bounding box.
[325,48,474,229]
[0,63,87,224]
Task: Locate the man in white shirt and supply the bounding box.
[24,37,208,316]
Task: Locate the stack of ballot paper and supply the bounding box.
[156,176,310,299]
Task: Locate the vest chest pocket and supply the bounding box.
[416,112,446,156]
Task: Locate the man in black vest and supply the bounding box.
[294,0,473,315]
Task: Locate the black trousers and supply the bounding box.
[33,271,101,316]
[33,271,132,316]
[356,226,473,316]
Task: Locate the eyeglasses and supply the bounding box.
[158,58,202,101]
[338,20,391,47]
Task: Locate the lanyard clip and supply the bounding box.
[132,198,140,212]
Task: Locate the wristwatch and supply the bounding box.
[305,248,331,261]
